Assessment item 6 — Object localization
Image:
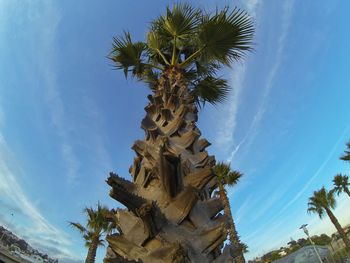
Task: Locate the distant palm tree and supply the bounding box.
[70,204,113,263]
[340,141,350,162]
[333,174,350,198]
[214,162,245,261]
[307,187,350,253]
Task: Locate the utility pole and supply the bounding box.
[300,224,323,263]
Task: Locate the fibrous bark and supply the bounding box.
[104,68,239,263]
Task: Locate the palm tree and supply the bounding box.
[307,187,350,254]
[214,162,244,261]
[70,204,113,263]
[340,141,350,162]
[333,174,350,198]
[105,3,254,262]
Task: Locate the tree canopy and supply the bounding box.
[109,3,254,106]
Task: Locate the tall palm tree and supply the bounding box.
[105,4,254,262]
[340,141,350,162]
[307,187,350,254]
[214,162,244,261]
[70,204,113,263]
[333,174,350,198]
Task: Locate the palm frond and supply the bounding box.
[152,4,201,41]
[195,7,254,66]
[109,32,149,78]
[307,187,337,219]
[307,206,324,219]
[214,162,242,186]
[192,76,230,106]
[225,170,243,186]
[332,174,349,195]
[69,222,87,235]
[340,141,350,162]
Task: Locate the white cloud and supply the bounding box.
[31,1,81,186]
[214,0,262,153]
[278,124,350,216]
[0,133,81,261]
[215,64,246,150]
[224,0,295,162]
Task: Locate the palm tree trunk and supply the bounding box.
[218,182,245,263]
[325,207,350,254]
[105,67,240,262]
[85,239,98,263]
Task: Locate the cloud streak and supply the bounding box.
[225,0,295,162]
[0,133,81,261]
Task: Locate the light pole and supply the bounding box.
[300,224,323,263]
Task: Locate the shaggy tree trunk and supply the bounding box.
[325,207,350,254]
[218,183,245,263]
[85,238,98,263]
[104,67,240,263]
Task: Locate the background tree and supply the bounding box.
[214,162,244,261]
[70,203,113,263]
[307,187,350,254]
[340,141,350,162]
[106,3,254,262]
[333,174,350,198]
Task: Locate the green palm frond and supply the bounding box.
[69,222,87,234]
[332,174,349,195]
[214,162,231,181]
[109,32,155,78]
[307,206,324,219]
[340,141,350,162]
[214,162,243,186]
[225,170,243,186]
[182,7,254,67]
[192,76,230,106]
[307,187,337,219]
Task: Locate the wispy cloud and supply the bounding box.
[0,133,81,262]
[277,124,350,216]
[31,0,81,185]
[225,0,295,162]
[215,64,246,150]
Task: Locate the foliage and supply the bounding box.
[311,234,332,246]
[340,141,350,162]
[109,3,254,106]
[332,173,350,195]
[214,162,243,186]
[307,187,336,219]
[70,203,113,247]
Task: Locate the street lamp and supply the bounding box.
[300,224,323,263]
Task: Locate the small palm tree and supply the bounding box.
[214,162,244,261]
[333,174,350,198]
[307,187,350,254]
[70,204,113,263]
[340,141,350,162]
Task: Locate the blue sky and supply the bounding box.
[1,0,350,262]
